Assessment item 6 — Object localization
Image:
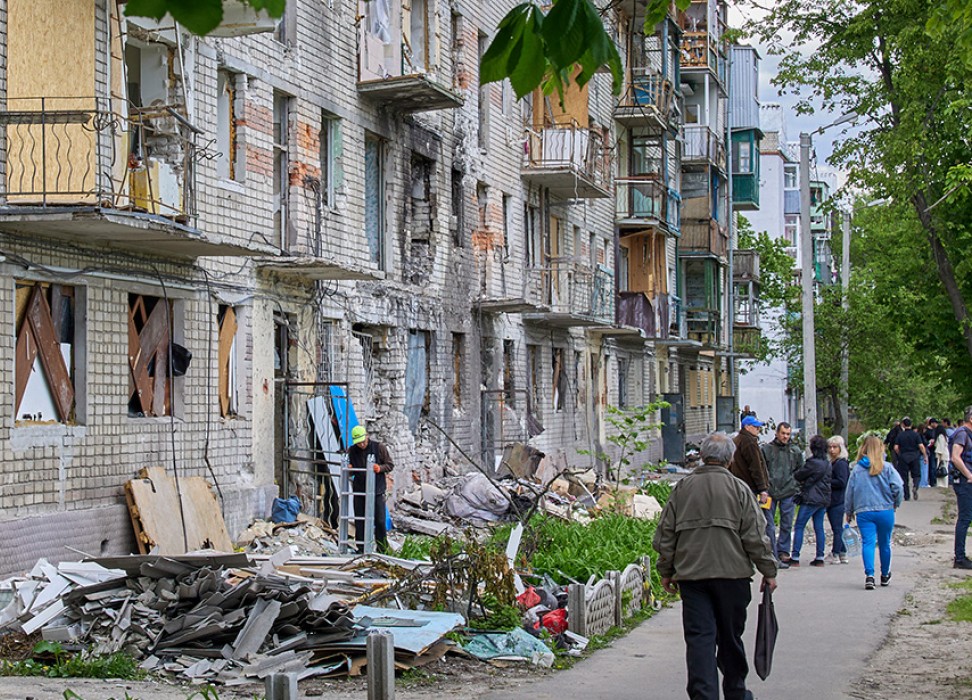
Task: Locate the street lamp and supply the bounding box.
[799,111,857,439]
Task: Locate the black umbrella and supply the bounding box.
[754,585,779,680]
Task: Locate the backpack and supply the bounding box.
[947,427,972,482]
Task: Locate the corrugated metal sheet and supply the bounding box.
[730,46,760,131]
[784,189,801,214]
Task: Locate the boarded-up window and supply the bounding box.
[218,305,238,417]
[128,293,174,417]
[15,282,76,423]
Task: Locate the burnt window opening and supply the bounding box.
[273,92,294,252]
[526,344,541,419]
[552,347,568,413]
[128,293,178,418]
[15,282,78,424]
[406,153,435,285]
[451,168,464,247]
[216,70,240,181]
[452,332,464,408]
[573,350,583,410]
[476,182,489,230]
[274,311,297,381]
[364,133,386,269]
[618,357,630,408]
[218,305,239,418]
[502,339,516,408]
[502,193,511,257]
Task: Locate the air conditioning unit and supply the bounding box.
[209,0,280,37]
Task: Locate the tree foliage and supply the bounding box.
[126,0,285,35]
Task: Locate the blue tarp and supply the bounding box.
[328,385,359,450]
[352,606,464,654]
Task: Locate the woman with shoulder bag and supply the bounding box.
[790,435,832,567]
[844,435,904,590]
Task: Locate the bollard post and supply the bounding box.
[265,672,298,700]
[367,630,396,700]
[567,582,587,637]
[607,570,623,626]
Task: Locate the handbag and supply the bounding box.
[937,464,948,479]
[754,585,779,681]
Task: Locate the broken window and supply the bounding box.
[502,339,516,408]
[364,133,385,268]
[502,194,511,257]
[405,330,431,435]
[573,350,583,410]
[273,92,293,251]
[452,332,464,408]
[526,344,541,418]
[451,168,464,247]
[353,329,376,419]
[618,357,630,408]
[477,182,489,230]
[218,305,239,418]
[15,282,78,424]
[320,111,339,208]
[128,293,177,418]
[551,347,568,412]
[524,204,540,267]
[216,71,239,181]
[477,31,489,151]
[407,153,435,284]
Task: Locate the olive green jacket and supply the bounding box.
[760,439,804,500]
[652,464,778,582]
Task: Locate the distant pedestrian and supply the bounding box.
[945,418,956,439]
[730,415,771,507]
[894,417,926,500]
[653,432,777,700]
[844,435,904,590]
[761,422,803,568]
[949,408,972,570]
[925,418,945,487]
[790,435,832,567]
[826,436,851,564]
[347,425,395,553]
[935,422,950,486]
[885,420,902,467]
[740,404,756,426]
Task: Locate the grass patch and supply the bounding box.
[946,594,972,622]
[0,642,143,680]
[398,667,436,687]
[932,498,957,525]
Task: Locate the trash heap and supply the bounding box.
[0,551,462,683]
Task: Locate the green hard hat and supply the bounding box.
[351,425,367,444]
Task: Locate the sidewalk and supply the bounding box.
[484,487,947,700]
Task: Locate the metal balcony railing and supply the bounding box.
[616,70,674,125]
[615,177,681,232]
[525,259,614,323]
[522,121,611,192]
[0,97,197,219]
[683,125,725,167]
[686,308,721,346]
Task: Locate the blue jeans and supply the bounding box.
[857,509,894,577]
[954,481,972,561]
[827,503,846,555]
[791,504,826,562]
[763,496,796,559]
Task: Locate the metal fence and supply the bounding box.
[525,258,614,323]
[523,121,612,190]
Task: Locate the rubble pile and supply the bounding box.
[236,515,341,557]
[0,552,462,683]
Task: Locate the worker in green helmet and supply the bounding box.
[348,425,395,553]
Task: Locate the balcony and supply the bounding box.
[357,3,462,113]
[686,309,722,348]
[732,249,760,283]
[683,125,726,169]
[732,325,763,359]
[618,291,671,339]
[521,123,611,199]
[0,97,265,257]
[523,259,614,327]
[614,70,675,130]
[680,219,727,259]
[615,178,680,233]
[732,172,759,210]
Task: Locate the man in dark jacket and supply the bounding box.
[348,425,395,552]
[730,415,770,506]
[894,417,927,501]
[761,422,803,565]
[653,432,777,700]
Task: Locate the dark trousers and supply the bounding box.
[680,578,752,700]
[896,455,921,500]
[353,491,387,553]
[928,451,938,487]
[827,503,846,555]
[954,481,972,561]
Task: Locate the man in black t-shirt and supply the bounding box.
[885,420,902,467]
[894,417,927,501]
[950,410,972,569]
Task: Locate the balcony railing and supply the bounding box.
[680,219,727,258]
[615,70,674,128]
[615,177,680,233]
[0,97,196,219]
[733,249,760,282]
[732,172,759,210]
[522,122,612,198]
[680,32,726,82]
[686,309,721,347]
[525,259,614,325]
[683,125,725,167]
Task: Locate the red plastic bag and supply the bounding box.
[537,607,568,635]
[516,587,541,609]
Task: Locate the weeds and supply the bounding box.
[0,641,143,680]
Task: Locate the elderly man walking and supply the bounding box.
[653,432,778,700]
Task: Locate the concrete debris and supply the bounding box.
[237,516,341,557]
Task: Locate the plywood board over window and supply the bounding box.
[129,293,173,417]
[15,281,76,423]
[218,305,238,418]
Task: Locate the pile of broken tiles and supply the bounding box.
[0,550,463,684]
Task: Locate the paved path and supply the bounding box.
[485,487,947,700]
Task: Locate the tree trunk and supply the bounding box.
[912,191,972,362]
[829,384,844,440]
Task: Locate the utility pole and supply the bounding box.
[799,132,817,439]
[840,210,851,441]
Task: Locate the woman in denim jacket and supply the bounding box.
[845,435,904,590]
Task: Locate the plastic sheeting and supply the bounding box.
[463,628,555,667]
[444,473,510,522]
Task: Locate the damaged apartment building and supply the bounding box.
[0,0,759,574]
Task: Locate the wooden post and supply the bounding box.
[567,582,587,637]
[265,672,298,700]
[367,630,396,700]
[607,570,623,627]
